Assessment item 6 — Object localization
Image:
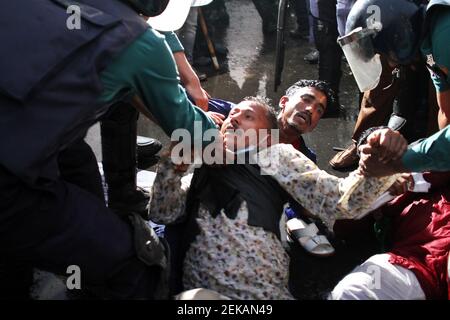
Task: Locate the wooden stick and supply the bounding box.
[197,7,220,71]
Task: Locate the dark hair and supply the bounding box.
[285,79,337,111]
[243,96,279,130]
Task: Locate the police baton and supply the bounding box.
[274,0,289,92]
[198,7,220,71]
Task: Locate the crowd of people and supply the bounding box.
[0,0,449,300]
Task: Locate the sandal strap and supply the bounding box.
[302,235,334,255]
[289,223,319,239]
[311,235,332,246]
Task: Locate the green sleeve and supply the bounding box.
[402,125,450,172]
[421,9,450,92]
[99,29,216,144]
[160,31,184,53]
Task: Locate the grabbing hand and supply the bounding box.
[206,111,225,126]
[358,150,406,177]
[359,128,408,163]
[185,83,210,111]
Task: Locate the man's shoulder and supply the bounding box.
[292,137,317,164]
[128,28,167,51]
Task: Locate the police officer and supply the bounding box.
[336,0,450,176]
[100,27,210,219]
[0,0,215,299]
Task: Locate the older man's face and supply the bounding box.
[220,100,271,151]
[278,87,327,136]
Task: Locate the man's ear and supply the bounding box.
[279,96,288,111]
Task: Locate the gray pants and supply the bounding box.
[176,8,199,64]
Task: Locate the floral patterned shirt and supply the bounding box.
[149,144,399,300]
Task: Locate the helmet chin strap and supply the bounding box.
[383,67,401,91]
[125,0,170,17]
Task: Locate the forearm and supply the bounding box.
[132,35,214,138]
[437,90,450,129]
[134,65,213,137]
[402,125,450,172]
[99,29,216,142]
[173,51,209,111]
[149,157,192,224]
[257,144,398,229]
[173,51,199,87]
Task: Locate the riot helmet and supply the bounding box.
[338,0,425,91]
[124,0,170,17]
[147,0,213,31]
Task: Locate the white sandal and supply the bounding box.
[286,218,335,257]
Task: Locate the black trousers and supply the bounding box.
[313,0,342,96]
[0,138,104,299]
[100,101,139,197]
[58,138,105,202]
[0,144,159,299]
[290,0,309,33]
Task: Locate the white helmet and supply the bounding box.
[147,0,213,31]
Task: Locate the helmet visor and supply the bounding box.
[147,0,212,31]
[191,0,213,6]
[338,27,382,92]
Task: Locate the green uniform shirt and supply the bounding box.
[98,28,216,144]
[421,7,450,92]
[402,6,450,172]
[402,125,450,172]
[161,31,184,53]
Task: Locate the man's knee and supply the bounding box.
[102,101,138,124]
[329,269,380,300]
[329,254,389,300]
[330,254,426,300]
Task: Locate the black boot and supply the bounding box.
[101,102,160,219]
[137,136,162,170]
